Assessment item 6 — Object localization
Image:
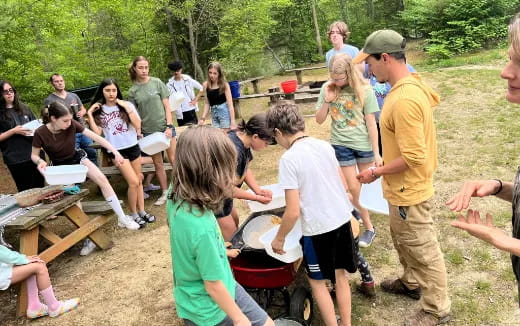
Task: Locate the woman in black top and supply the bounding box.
[0,81,44,191]
[197,62,236,131]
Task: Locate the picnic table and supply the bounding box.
[285,66,327,85]
[239,76,264,94]
[4,189,113,316]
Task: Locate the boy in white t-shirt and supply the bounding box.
[266,102,357,326]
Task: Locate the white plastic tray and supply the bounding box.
[246,184,286,213]
[138,132,170,155]
[359,178,389,215]
[44,164,88,185]
[260,219,303,263]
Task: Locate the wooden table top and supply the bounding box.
[5,190,89,230]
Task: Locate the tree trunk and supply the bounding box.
[310,0,323,57]
[265,42,285,71]
[338,0,348,22]
[165,7,180,61]
[187,14,204,80]
[366,0,374,19]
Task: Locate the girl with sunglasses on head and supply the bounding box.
[88,78,155,228]
[0,81,45,191]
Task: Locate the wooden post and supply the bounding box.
[295,71,303,85]
[232,98,241,119]
[268,87,280,106]
[251,80,260,94]
[17,226,39,317]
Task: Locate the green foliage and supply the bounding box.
[401,0,517,59]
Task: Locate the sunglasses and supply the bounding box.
[2,88,14,95]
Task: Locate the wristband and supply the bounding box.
[491,179,503,196]
[368,166,380,179]
[166,124,174,128]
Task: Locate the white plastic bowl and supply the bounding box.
[260,219,303,263]
[138,132,170,155]
[246,184,286,213]
[44,164,88,185]
[359,177,389,215]
[169,92,186,112]
[22,119,43,136]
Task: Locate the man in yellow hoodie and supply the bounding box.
[354,30,451,326]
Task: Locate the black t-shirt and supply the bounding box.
[0,106,37,165]
[228,130,253,187]
[511,167,520,305]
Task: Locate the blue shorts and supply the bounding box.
[183,283,268,326]
[211,103,231,129]
[332,144,374,166]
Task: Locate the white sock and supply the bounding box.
[106,195,126,220]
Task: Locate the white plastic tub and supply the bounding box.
[138,132,170,155]
[169,92,186,112]
[44,164,88,185]
[246,184,286,213]
[359,177,389,215]
[260,219,303,263]
[22,119,43,136]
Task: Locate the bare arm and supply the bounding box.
[198,82,209,125]
[315,101,329,124]
[86,103,103,136]
[272,189,300,254]
[204,280,250,326]
[357,156,408,184]
[365,113,382,166]
[31,146,46,171]
[0,126,31,141]
[446,179,514,211]
[117,100,141,132]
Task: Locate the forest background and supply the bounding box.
[1,0,519,111]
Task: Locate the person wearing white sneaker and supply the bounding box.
[31,102,140,233]
[143,183,160,192]
[0,245,80,319]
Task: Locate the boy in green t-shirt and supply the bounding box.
[167,125,274,326]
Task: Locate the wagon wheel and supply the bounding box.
[289,287,313,324]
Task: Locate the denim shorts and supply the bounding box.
[332,144,374,166]
[211,103,231,129]
[183,283,268,326]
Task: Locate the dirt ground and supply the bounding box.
[2,59,520,325]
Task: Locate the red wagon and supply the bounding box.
[230,210,313,325]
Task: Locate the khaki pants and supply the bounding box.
[389,200,451,317]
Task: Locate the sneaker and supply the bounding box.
[143,192,150,200]
[358,228,376,247]
[48,298,80,318]
[380,278,421,300]
[143,183,161,192]
[79,239,97,256]
[356,281,376,298]
[27,304,49,319]
[140,212,156,223]
[118,215,140,230]
[154,193,168,206]
[404,310,451,326]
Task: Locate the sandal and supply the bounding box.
[140,213,156,223]
[27,304,49,319]
[133,215,147,228]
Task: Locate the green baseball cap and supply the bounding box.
[353,29,406,64]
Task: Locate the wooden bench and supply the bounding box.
[5,190,113,316]
[82,200,124,215]
[99,163,173,177]
[285,65,327,85]
[239,76,264,94]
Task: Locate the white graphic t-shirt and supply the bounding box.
[99,102,140,151]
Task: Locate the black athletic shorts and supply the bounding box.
[107,144,141,162]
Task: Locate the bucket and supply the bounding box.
[281,80,297,93]
[229,80,240,98]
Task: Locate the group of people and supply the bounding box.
[2,12,520,325]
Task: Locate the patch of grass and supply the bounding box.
[416,46,508,70]
[445,248,465,265]
[475,279,492,291]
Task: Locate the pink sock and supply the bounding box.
[26,276,43,311]
[40,286,60,311]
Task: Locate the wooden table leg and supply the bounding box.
[232,98,241,119]
[63,204,113,250]
[252,80,260,94]
[295,71,303,85]
[16,226,39,317]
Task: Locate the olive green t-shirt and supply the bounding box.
[316,82,379,151]
[167,199,236,325]
[127,77,169,134]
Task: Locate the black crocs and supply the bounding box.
[133,215,147,228]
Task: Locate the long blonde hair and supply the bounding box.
[329,53,367,106]
[169,126,237,213]
[207,62,228,94]
[510,13,520,57]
